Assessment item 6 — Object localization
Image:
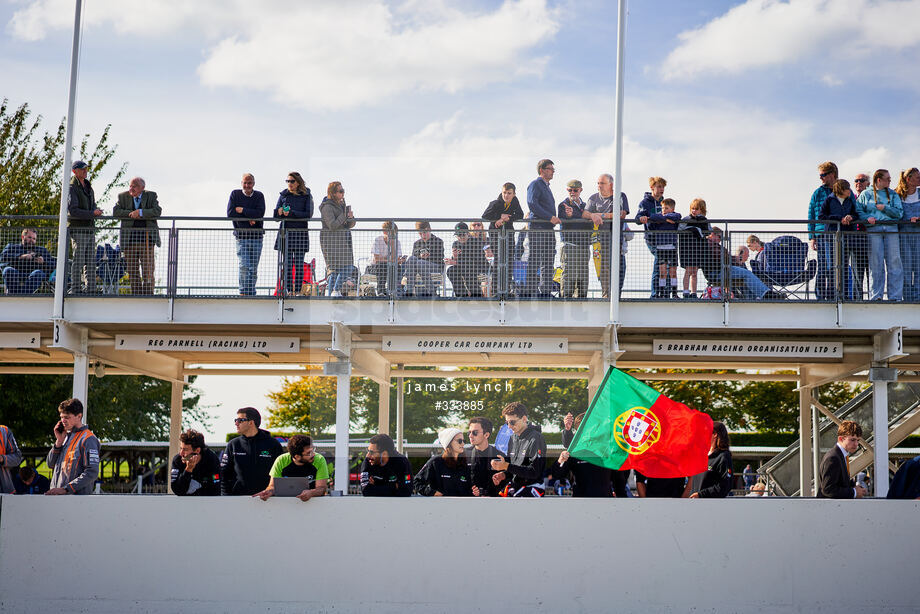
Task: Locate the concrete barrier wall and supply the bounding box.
[1,494,917,613]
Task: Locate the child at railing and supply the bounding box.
[648,198,681,298]
[678,198,710,298]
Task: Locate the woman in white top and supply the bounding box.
[896,167,920,301]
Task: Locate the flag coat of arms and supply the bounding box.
[568,367,713,478]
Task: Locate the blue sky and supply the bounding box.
[3,0,919,436]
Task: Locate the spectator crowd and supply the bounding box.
[5,159,918,301]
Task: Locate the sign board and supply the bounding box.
[652,339,842,358]
[115,335,300,352]
[382,335,568,354]
[0,333,41,348]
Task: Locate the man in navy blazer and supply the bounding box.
[818,420,867,498]
[525,159,561,297]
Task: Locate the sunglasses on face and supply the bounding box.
[468,430,481,436]
[855,178,868,183]
[234,417,251,425]
[286,179,297,184]
[819,172,831,178]
[506,419,519,427]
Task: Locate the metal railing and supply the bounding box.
[2,216,917,302]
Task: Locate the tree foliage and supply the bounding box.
[0,374,210,446]
[0,98,126,225]
[266,368,589,439]
[266,367,869,439]
[643,369,867,432]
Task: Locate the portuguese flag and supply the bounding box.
[569,367,713,478]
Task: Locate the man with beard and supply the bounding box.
[360,434,412,497]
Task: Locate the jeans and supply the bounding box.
[868,231,903,300]
[899,232,920,302]
[845,233,869,300]
[729,265,769,299]
[525,231,555,296]
[815,234,835,300]
[327,265,357,295]
[236,237,262,296]
[404,257,440,295]
[2,267,46,294]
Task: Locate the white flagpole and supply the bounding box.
[53,0,85,318]
[609,0,627,324]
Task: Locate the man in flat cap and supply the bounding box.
[67,160,103,294]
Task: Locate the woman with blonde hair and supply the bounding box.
[896,168,920,301]
[856,169,903,300]
[273,172,314,296]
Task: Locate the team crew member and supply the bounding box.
[414,428,473,497]
[1,423,23,493]
[553,413,613,497]
[170,429,220,496]
[220,407,283,496]
[360,434,412,497]
[689,421,733,498]
[635,472,690,498]
[466,417,505,496]
[255,434,329,502]
[46,398,100,495]
[491,402,547,497]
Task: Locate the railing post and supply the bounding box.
[166,220,178,297]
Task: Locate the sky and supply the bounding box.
[3,0,920,438]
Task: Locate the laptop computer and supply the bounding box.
[272,477,312,497]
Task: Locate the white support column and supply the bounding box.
[334,366,351,496]
[395,364,405,455]
[378,381,390,435]
[326,321,354,495]
[798,366,814,497]
[872,379,889,498]
[812,404,821,493]
[168,381,184,493]
[73,352,89,423]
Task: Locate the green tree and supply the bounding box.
[266,375,377,433]
[0,374,210,445]
[266,367,589,440]
[638,369,866,432]
[0,98,126,224]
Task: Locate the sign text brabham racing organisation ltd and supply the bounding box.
[382,336,568,354]
[652,339,842,358]
[114,335,300,353]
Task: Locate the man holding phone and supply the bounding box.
[491,402,547,497]
[170,429,220,496]
[46,398,100,495]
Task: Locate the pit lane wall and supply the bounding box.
[1,495,917,613]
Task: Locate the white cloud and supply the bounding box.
[660,0,920,82]
[197,0,560,110]
[821,74,843,87]
[8,0,561,110]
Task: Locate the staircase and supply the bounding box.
[761,382,920,496]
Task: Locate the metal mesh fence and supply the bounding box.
[2,217,918,301]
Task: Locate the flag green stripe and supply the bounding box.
[569,368,661,471]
